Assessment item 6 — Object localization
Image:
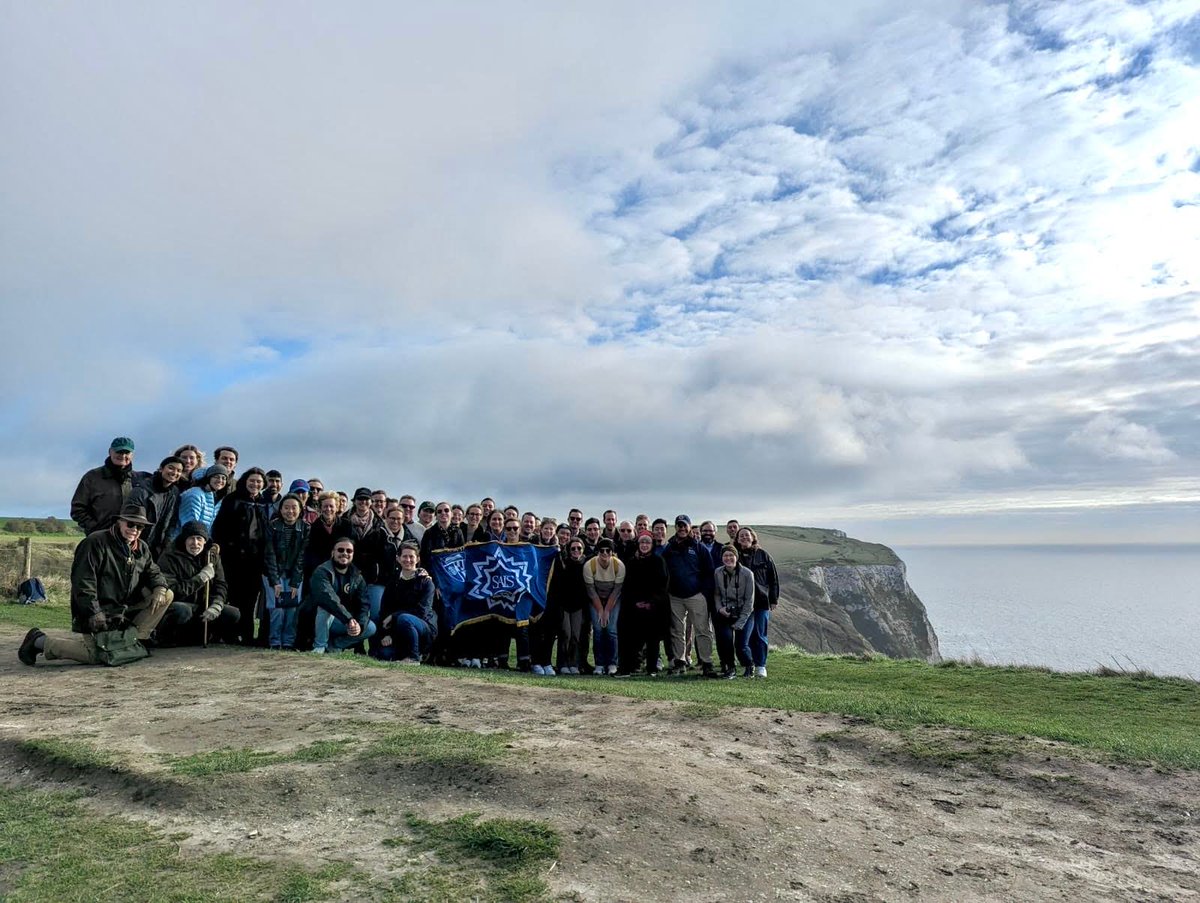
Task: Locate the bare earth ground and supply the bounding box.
[0,626,1196,903]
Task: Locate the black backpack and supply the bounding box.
[17,577,47,605]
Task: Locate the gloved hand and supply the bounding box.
[199,564,216,582]
[88,612,108,633]
[200,607,220,622]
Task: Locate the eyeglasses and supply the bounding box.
[436,508,450,514]
[400,503,415,510]
[333,548,354,555]
[619,527,633,534]
[122,522,145,531]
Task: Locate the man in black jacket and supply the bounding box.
[19,503,173,666]
[70,437,143,535]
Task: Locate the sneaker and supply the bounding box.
[755,666,767,678]
[667,660,688,676]
[398,657,420,665]
[18,628,43,666]
[469,658,482,669]
[647,669,661,678]
[606,664,619,676]
[701,664,720,679]
[311,647,327,655]
[531,664,545,676]
[743,666,754,678]
[721,667,736,680]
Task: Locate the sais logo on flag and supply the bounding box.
[430,541,557,633]
[469,551,534,613]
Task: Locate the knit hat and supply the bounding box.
[179,520,210,541]
[204,463,230,483]
[596,538,615,552]
[636,530,654,542]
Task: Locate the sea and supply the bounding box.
[895,544,1200,680]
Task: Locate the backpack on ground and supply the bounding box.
[17,577,47,605]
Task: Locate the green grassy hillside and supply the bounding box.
[752,525,899,567]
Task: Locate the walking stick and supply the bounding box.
[203,543,220,648]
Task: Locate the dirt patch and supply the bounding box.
[2,627,1198,902]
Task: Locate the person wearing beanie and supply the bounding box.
[262,493,310,650]
[129,455,185,559]
[70,436,142,535]
[172,464,229,540]
[155,520,240,646]
[712,544,756,679]
[618,530,671,675]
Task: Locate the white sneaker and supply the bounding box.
[567,666,580,675]
[542,665,556,676]
[469,658,482,669]
[755,666,767,678]
[607,664,618,675]
[531,664,545,675]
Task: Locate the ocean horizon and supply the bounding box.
[895,543,1200,680]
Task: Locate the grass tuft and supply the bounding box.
[367,725,512,768]
[0,786,350,902]
[167,738,355,776]
[20,737,122,772]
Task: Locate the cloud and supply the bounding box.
[1,0,1197,541]
[1067,413,1177,463]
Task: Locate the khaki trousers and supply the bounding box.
[44,588,173,664]
[669,592,713,666]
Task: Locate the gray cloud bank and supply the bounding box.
[2,1,1197,543]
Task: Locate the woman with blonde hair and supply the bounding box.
[173,444,206,488]
[735,527,779,678]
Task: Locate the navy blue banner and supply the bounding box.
[429,541,558,633]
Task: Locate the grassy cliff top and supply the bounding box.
[752,525,900,568]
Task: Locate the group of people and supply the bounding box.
[18,437,781,679]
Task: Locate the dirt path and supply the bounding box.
[1,628,1197,902]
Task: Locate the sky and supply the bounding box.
[1,0,1197,545]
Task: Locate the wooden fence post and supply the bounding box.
[21,537,32,580]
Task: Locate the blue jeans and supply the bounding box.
[389,613,433,661]
[588,600,620,669]
[366,584,385,654]
[262,577,302,648]
[749,609,770,667]
[714,616,753,670]
[314,611,377,652]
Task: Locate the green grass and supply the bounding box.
[19,737,122,772]
[358,650,1200,768]
[0,786,350,902]
[366,724,513,768]
[2,589,73,630]
[166,738,356,776]
[753,524,899,566]
[384,812,560,903]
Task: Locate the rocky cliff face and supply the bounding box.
[772,561,941,662]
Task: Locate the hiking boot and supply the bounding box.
[701,664,719,679]
[18,628,44,666]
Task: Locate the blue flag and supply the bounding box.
[429,541,558,634]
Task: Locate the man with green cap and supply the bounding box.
[70,436,144,534]
[19,503,173,666]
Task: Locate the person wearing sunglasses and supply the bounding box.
[20,503,173,667]
[420,502,465,567]
[309,538,376,654]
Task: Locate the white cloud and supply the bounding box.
[1,0,1197,541]
[1067,413,1177,463]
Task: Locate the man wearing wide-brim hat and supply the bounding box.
[18,502,173,666]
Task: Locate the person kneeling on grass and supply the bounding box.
[308,538,376,654]
[378,542,436,663]
[155,520,240,646]
[19,503,173,666]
